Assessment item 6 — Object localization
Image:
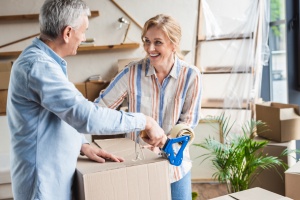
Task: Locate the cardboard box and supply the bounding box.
[256,102,300,142]
[85,81,109,101]
[74,82,87,98]
[285,161,300,200]
[250,137,296,196]
[209,187,292,200]
[0,62,12,90]
[0,90,8,115]
[74,138,171,200]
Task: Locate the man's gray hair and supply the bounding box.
[39,0,90,41]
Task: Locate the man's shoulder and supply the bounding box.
[19,45,56,67]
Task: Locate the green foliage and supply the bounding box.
[270,0,283,37]
[193,113,288,194]
[192,192,198,200]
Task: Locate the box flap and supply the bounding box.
[229,187,291,200]
[280,108,300,120]
[285,161,300,175]
[77,138,166,175]
[271,102,300,116]
[256,102,300,120]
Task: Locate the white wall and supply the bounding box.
[0,0,199,153]
[0,116,10,154]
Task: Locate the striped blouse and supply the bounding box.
[95,56,202,183]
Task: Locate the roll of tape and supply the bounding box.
[169,124,195,145]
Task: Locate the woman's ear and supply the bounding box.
[172,43,177,52]
[62,26,72,43]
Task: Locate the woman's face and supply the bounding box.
[143,26,175,69]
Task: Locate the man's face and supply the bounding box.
[67,15,89,56]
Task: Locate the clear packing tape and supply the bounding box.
[198,0,270,134]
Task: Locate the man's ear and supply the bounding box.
[62,26,72,43]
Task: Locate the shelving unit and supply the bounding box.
[195,0,256,111]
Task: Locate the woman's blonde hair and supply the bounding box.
[141,14,183,59]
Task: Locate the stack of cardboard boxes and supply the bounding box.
[253,102,300,200]
[209,102,300,200]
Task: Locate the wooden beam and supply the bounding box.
[0,33,40,49]
[110,0,143,29]
[0,10,100,21]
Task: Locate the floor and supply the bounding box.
[192,182,228,200]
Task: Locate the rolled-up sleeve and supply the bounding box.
[28,60,145,134]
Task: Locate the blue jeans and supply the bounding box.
[171,171,192,200]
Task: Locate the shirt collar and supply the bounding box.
[32,38,67,67]
[145,56,180,79]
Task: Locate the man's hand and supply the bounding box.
[80,143,124,163]
[142,116,168,147]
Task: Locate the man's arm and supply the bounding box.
[81,114,167,163]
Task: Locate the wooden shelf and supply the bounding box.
[0,43,140,58]
[201,98,249,110]
[0,10,100,21]
[77,43,140,52]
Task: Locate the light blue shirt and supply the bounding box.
[7,38,146,200]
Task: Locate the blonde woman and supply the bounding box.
[95,14,202,200]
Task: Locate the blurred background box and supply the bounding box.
[256,102,300,142]
[85,81,109,102]
[285,161,300,200]
[250,137,296,196]
[74,82,87,98]
[0,62,12,90]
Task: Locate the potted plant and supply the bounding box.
[193,113,289,194]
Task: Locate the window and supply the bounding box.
[269,0,288,103]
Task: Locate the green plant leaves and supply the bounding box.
[193,113,287,194]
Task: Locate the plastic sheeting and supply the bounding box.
[197,0,270,134]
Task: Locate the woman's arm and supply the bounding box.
[94,67,130,109]
[178,68,202,129]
